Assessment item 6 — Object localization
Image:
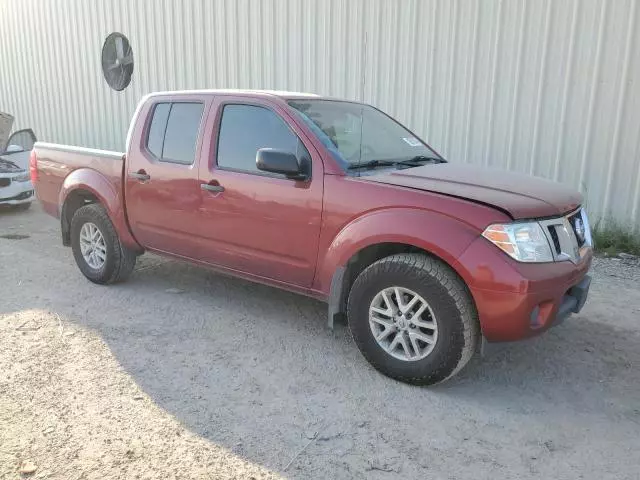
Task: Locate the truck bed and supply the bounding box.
[33,142,124,218]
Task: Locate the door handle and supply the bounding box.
[129,171,150,182]
[201,183,225,193]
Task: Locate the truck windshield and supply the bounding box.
[288,100,441,171]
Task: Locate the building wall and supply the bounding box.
[1,0,639,226]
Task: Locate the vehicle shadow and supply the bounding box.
[0,204,31,216]
[4,255,639,478]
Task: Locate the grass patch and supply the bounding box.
[592,222,640,256]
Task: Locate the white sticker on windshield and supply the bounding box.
[403,137,422,147]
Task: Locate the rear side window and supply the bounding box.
[146,102,204,165]
[147,103,170,158]
[217,104,298,173]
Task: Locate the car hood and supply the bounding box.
[365,163,582,219]
[0,157,23,174]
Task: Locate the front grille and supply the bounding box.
[539,207,591,264]
[548,226,561,254]
[0,178,10,187]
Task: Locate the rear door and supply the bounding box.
[196,96,324,287]
[125,95,209,256]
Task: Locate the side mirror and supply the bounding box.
[4,144,24,154]
[256,148,308,180]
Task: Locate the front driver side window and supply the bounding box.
[216,104,302,174]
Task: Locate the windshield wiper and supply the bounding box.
[394,155,444,166]
[347,159,397,170]
[347,156,444,171]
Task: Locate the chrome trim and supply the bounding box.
[34,142,124,160]
[539,207,592,264]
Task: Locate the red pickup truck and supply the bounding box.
[32,90,592,385]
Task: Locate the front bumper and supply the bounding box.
[0,189,34,205]
[455,237,593,342]
[0,178,34,205]
[552,275,591,326]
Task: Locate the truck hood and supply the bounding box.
[365,163,582,219]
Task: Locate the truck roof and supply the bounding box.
[144,89,322,100]
[126,89,337,151]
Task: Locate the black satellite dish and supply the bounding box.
[101,32,134,91]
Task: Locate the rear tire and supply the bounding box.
[70,204,137,284]
[347,253,479,385]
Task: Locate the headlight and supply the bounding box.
[13,171,31,182]
[482,222,554,263]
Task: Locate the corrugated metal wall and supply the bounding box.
[1,0,639,226]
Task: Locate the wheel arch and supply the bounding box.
[60,188,101,245]
[320,208,479,328]
[59,169,142,251]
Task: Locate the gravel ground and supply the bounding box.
[1,204,639,479]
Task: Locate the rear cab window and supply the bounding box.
[146,102,204,165]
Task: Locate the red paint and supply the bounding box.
[29,150,38,183]
[32,91,592,342]
[192,95,325,286]
[453,236,593,341]
[370,162,583,219]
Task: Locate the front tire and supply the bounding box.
[347,253,479,385]
[70,204,137,284]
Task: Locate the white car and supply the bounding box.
[0,129,37,210]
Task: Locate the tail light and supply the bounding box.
[29,149,38,183]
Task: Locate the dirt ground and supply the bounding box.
[1,204,639,480]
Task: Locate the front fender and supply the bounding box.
[315,208,480,295]
[59,169,141,251]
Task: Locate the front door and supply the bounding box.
[196,98,324,287]
[125,98,208,257]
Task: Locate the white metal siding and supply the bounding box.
[1,0,639,226]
